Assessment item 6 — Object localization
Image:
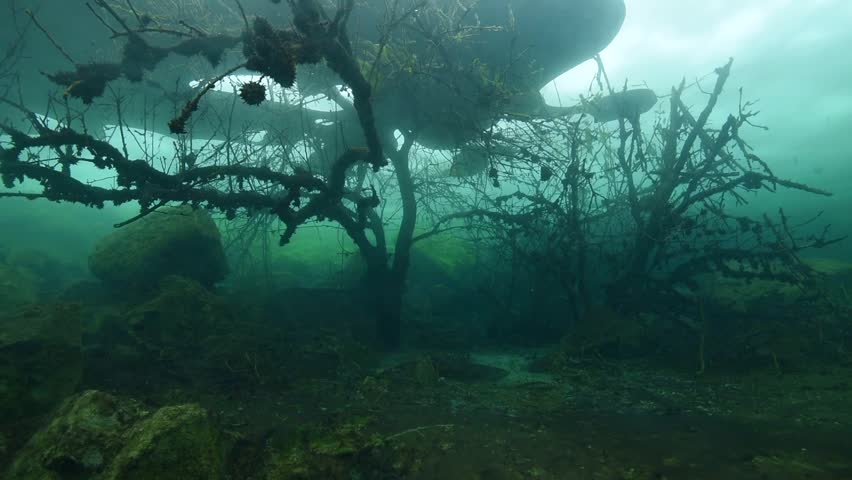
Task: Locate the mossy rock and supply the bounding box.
[403,235,483,318]
[381,353,508,385]
[288,332,377,381]
[98,276,235,383]
[696,274,801,315]
[88,206,227,289]
[124,275,232,350]
[413,355,440,386]
[335,233,478,293]
[410,234,477,282]
[0,304,82,421]
[265,417,412,480]
[805,257,852,277]
[806,257,852,297]
[103,404,222,480]
[7,391,222,480]
[6,390,147,480]
[751,453,826,479]
[696,257,852,315]
[3,250,83,299]
[562,305,647,356]
[475,465,526,480]
[430,353,509,382]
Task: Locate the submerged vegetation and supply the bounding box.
[0,0,850,478]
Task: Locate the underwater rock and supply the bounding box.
[475,465,525,480]
[264,416,419,480]
[6,390,222,480]
[88,206,227,290]
[0,304,82,421]
[431,353,510,382]
[0,264,39,316]
[694,258,852,316]
[99,275,234,385]
[413,355,441,387]
[124,275,231,349]
[751,453,826,478]
[3,250,83,299]
[6,390,146,479]
[255,285,376,347]
[103,404,222,480]
[395,236,486,346]
[562,304,648,357]
[695,272,803,315]
[526,305,654,372]
[686,258,852,369]
[385,353,509,385]
[0,249,85,317]
[85,275,349,392]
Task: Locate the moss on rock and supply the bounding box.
[6,391,222,480]
[7,390,147,480]
[103,403,222,480]
[84,275,236,388]
[88,206,228,289]
[265,416,407,480]
[125,275,231,350]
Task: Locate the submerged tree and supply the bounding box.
[0,0,405,342]
[0,0,842,351]
[1,0,569,348]
[430,58,842,332]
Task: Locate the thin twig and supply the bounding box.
[178,20,207,37]
[114,201,168,227]
[111,27,192,38]
[385,424,455,442]
[125,0,142,24]
[86,2,119,35]
[93,0,131,33]
[24,9,76,65]
[234,0,249,30]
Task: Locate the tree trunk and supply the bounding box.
[372,135,417,349]
[374,275,403,349]
[364,259,403,349]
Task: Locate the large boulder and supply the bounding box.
[81,276,237,391]
[6,390,222,480]
[123,275,232,354]
[88,206,228,289]
[122,275,233,378]
[0,304,82,421]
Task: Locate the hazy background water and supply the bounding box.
[542,0,852,259]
